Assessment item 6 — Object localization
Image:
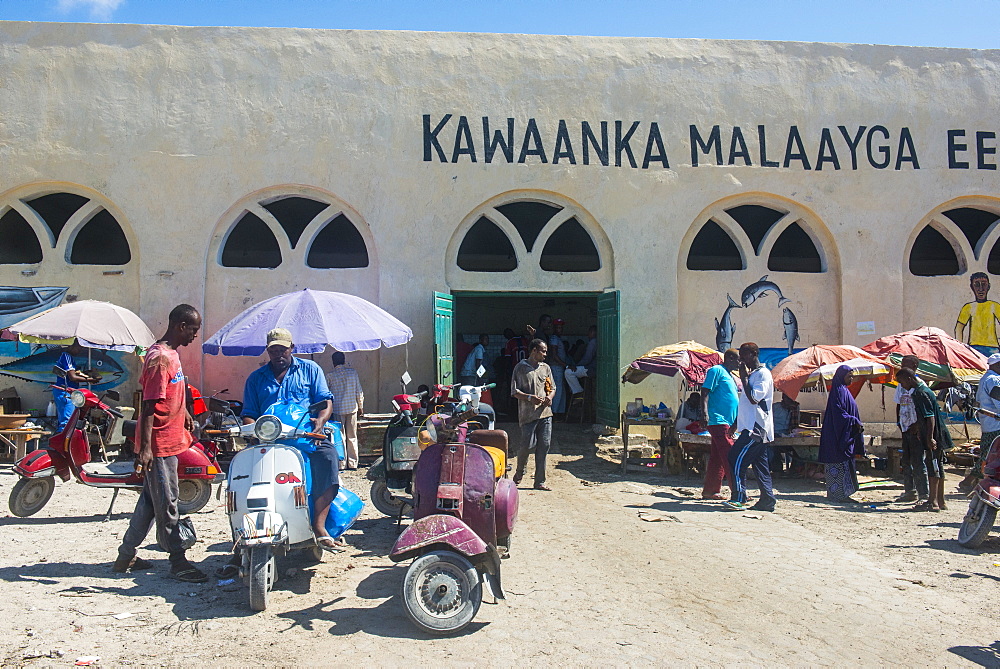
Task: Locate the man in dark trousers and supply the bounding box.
[114,304,207,582]
[510,338,556,490]
[724,342,776,512]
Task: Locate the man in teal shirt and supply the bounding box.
[700,349,740,499]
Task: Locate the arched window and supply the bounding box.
[686,220,743,270]
[457,218,518,272]
[908,226,961,276]
[221,212,282,268]
[307,214,370,268]
[0,188,133,266]
[454,199,601,273]
[768,223,822,273]
[685,197,826,273]
[218,191,369,269]
[0,209,43,264]
[539,218,601,272]
[70,209,131,265]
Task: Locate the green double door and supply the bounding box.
[432,290,620,426]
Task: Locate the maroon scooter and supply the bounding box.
[9,386,223,518]
[389,410,518,635]
[958,408,1000,547]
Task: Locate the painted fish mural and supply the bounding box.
[782,307,800,355]
[715,294,741,352]
[0,347,128,390]
[0,286,68,328]
[741,275,791,308]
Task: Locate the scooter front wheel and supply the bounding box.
[402,550,482,635]
[958,496,998,548]
[370,479,409,517]
[9,477,55,517]
[248,545,275,612]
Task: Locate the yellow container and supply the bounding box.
[482,445,506,479]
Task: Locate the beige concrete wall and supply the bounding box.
[0,22,998,416]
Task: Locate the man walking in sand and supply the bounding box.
[113,304,207,582]
[325,351,364,470]
[724,342,776,512]
[511,338,556,491]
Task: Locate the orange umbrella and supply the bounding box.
[771,345,889,400]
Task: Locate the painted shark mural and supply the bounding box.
[0,347,129,391]
[713,278,802,364]
[0,286,69,359]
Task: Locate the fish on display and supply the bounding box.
[782,307,800,355]
[0,286,68,328]
[715,294,741,352]
[741,275,791,308]
[0,347,128,390]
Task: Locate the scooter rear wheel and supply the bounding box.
[177,479,212,515]
[9,477,55,517]
[402,550,482,635]
[958,496,998,548]
[370,479,409,517]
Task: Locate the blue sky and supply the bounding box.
[0,0,997,49]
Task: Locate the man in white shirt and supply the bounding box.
[963,353,1000,491]
[724,342,776,512]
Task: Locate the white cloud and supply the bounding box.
[55,0,125,21]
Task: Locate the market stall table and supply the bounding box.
[620,413,674,473]
[673,433,823,475]
[0,428,50,460]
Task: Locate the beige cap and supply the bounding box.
[266,327,293,349]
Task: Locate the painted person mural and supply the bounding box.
[955,272,1000,357]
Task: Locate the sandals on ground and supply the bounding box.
[316,535,346,553]
[171,565,208,583]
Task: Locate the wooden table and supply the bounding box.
[620,414,674,473]
[0,429,50,461]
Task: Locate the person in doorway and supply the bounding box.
[956,272,1000,357]
[546,318,571,417]
[51,340,100,431]
[724,342,776,512]
[700,349,740,500]
[239,329,339,547]
[819,366,865,503]
[564,325,598,395]
[894,355,927,503]
[325,351,364,470]
[897,367,952,511]
[960,353,1000,492]
[114,304,207,582]
[510,338,555,491]
[460,333,489,386]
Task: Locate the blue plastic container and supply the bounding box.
[324,487,365,539]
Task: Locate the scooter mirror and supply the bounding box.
[308,400,329,415]
[105,389,121,402]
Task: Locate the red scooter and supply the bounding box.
[958,408,1000,547]
[8,386,224,518]
[389,409,517,635]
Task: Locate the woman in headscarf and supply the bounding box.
[819,365,865,502]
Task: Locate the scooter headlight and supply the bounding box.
[70,390,87,408]
[254,415,283,442]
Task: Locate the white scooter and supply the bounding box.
[211,401,362,611]
[456,382,496,431]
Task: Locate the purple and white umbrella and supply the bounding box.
[202,289,412,356]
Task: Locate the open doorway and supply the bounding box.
[436,291,618,425]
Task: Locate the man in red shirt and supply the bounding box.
[114,304,207,582]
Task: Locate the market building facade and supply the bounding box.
[0,21,998,420]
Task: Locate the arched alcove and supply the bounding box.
[678,192,840,353]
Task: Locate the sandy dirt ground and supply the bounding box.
[2,423,1000,666]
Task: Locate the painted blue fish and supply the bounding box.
[0,286,68,328]
[782,307,800,356]
[0,347,128,390]
[715,294,741,352]
[741,275,791,308]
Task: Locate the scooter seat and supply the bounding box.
[122,420,137,439]
[83,460,137,477]
[468,429,508,454]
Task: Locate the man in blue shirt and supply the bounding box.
[700,349,740,499]
[52,341,100,431]
[240,328,338,549]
